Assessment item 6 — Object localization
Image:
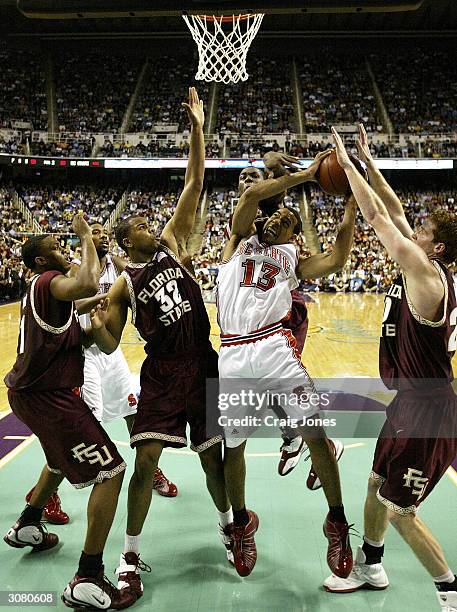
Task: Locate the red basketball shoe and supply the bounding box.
[232,510,259,577]
[63,568,137,610]
[278,436,309,476]
[153,468,178,498]
[323,513,353,579]
[25,488,69,525]
[306,439,344,491]
[4,519,58,552]
[116,552,151,599]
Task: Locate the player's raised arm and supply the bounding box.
[226,150,332,251]
[356,123,413,238]
[332,127,437,279]
[49,212,99,301]
[90,275,129,354]
[160,87,205,258]
[297,195,357,279]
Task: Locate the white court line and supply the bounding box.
[0,434,36,469]
[446,466,457,488]
[112,440,365,457]
[3,435,29,440]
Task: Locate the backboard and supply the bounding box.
[18,0,425,19]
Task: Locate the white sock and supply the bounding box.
[434,570,455,584]
[363,536,384,547]
[217,508,233,528]
[124,533,141,555]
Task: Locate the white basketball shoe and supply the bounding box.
[278,436,309,476]
[324,545,389,593]
[218,523,234,566]
[437,590,457,611]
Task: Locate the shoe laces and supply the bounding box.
[49,492,62,511]
[99,573,119,599]
[137,558,151,573]
[348,524,360,539]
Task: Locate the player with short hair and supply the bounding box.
[325,126,457,612]
[3,214,137,610]
[25,223,178,523]
[218,149,357,578]
[89,88,231,598]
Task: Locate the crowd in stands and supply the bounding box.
[0,188,29,302]
[0,45,47,131]
[56,53,140,133]
[216,58,295,136]
[298,51,381,133]
[370,48,457,134]
[1,179,457,303]
[312,188,457,292]
[18,184,121,232]
[30,138,93,157]
[130,58,211,133]
[98,140,219,159]
[0,136,25,155]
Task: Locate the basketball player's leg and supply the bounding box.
[84,470,125,554]
[126,440,164,537]
[223,442,247,513]
[27,464,65,507]
[388,511,452,577]
[198,441,230,512]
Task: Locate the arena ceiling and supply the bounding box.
[0,0,456,37]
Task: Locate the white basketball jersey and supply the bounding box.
[217,234,299,335]
[79,254,120,329]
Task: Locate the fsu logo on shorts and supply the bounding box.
[403,468,429,500]
[71,442,114,467]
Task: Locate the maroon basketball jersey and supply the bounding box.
[284,289,309,357]
[379,259,456,390]
[123,245,211,357]
[5,270,84,391]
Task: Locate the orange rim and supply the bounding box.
[197,13,259,23]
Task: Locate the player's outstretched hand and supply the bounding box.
[263,152,301,178]
[72,211,92,239]
[306,148,333,181]
[331,127,353,170]
[356,123,374,165]
[182,86,204,129]
[90,297,110,330]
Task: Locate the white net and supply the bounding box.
[183,13,265,84]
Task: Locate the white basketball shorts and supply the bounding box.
[82,346,138,423]
[218,323,318,448]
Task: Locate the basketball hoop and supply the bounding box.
[183,13,265,84]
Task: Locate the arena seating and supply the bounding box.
[0,188,30,302]
[130,58,211,133]
[298,51,381,133]
[56,53,140,133]
[369,48,457,134]
[18,185,121,232]
[215,58,295,136]
[0,45,47,131]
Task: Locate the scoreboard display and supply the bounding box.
[6,156,103,168]
[0,154,454,172]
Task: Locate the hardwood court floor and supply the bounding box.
[0,294,456,612]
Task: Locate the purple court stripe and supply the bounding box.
[0,412,32,461]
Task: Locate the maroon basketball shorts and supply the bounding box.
[8,388,126,489]
[371,386,457,515]
[130,347,223,453]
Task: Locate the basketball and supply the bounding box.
[316,150,350,196]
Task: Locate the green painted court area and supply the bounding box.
[1,418,456,612]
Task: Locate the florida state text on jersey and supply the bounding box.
[123,245,210,357]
